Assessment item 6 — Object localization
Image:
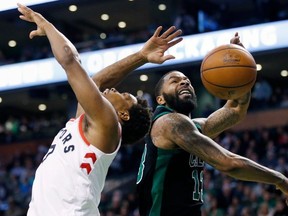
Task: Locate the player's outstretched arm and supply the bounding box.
[160,113,288,202]
[92,26,183,90]
[18,3,117,128]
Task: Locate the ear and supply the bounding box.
[117,110,130,121]
[156,95,166,105]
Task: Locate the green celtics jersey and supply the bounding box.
[136,105,204,216]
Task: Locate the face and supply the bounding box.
[102,88,137,118]
[159,71,197,114]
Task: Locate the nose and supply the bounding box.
[111,88,116,92]
[180,79,189,86]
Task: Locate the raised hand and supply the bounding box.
[17,3,48,39]
[140,26,183,64]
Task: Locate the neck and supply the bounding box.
[161,104,192,117]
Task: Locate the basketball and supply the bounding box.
[200,44,257,100]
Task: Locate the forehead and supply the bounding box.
[164,71,188,81]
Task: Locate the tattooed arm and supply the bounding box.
[194,91,251,139]
[152,113,288,197]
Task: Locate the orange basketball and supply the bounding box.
[200,44,257,100]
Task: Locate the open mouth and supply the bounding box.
[178,89,191,96]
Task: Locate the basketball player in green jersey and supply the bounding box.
[136,38,288,215]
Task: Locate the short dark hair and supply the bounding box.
[121,96,152,145]
[154,71,173,97]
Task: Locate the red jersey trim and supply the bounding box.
[78,114,90,146]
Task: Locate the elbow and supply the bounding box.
[56,45,80,69]
[213,153,241,173]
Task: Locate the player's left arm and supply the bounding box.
[75,26,183,117]
[194,91,251,138]
[18,3,119,131]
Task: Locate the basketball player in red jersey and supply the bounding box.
[17,3,182,216]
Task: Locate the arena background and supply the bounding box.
[0,0,287,215]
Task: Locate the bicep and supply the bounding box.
[192,117,221,139]
[196,107,240,138]
[201,94,251,138]
[166,114,234,170]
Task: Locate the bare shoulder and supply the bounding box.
[151,113,197,149]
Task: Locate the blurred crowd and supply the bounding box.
[0,112,66,144]
[0,115,287,216]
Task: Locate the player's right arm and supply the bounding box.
[18,3,119,147]
[153,113,288,197]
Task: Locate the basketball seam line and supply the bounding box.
[201,65,257,73]
[202,77,256,88]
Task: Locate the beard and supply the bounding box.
[162,92,197,114]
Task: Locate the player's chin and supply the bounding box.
[180,95,197,105]
[179,94,193,100]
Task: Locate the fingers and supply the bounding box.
[19,15,30,22]
[154,25,182,43]
[18,3,30,20]
[160,26,176,38]
[17,2,28,14]
[160,26,183,42]
[167,37,183,48]
[17,2,24,7]
[166,29,183,42]
[18,3,37,23]
[156,55,175,64]
[18,3,38,39]
[153,26,163,37]
[163,55,175,61]
[29,31,37,39]
[17,2,24,10]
